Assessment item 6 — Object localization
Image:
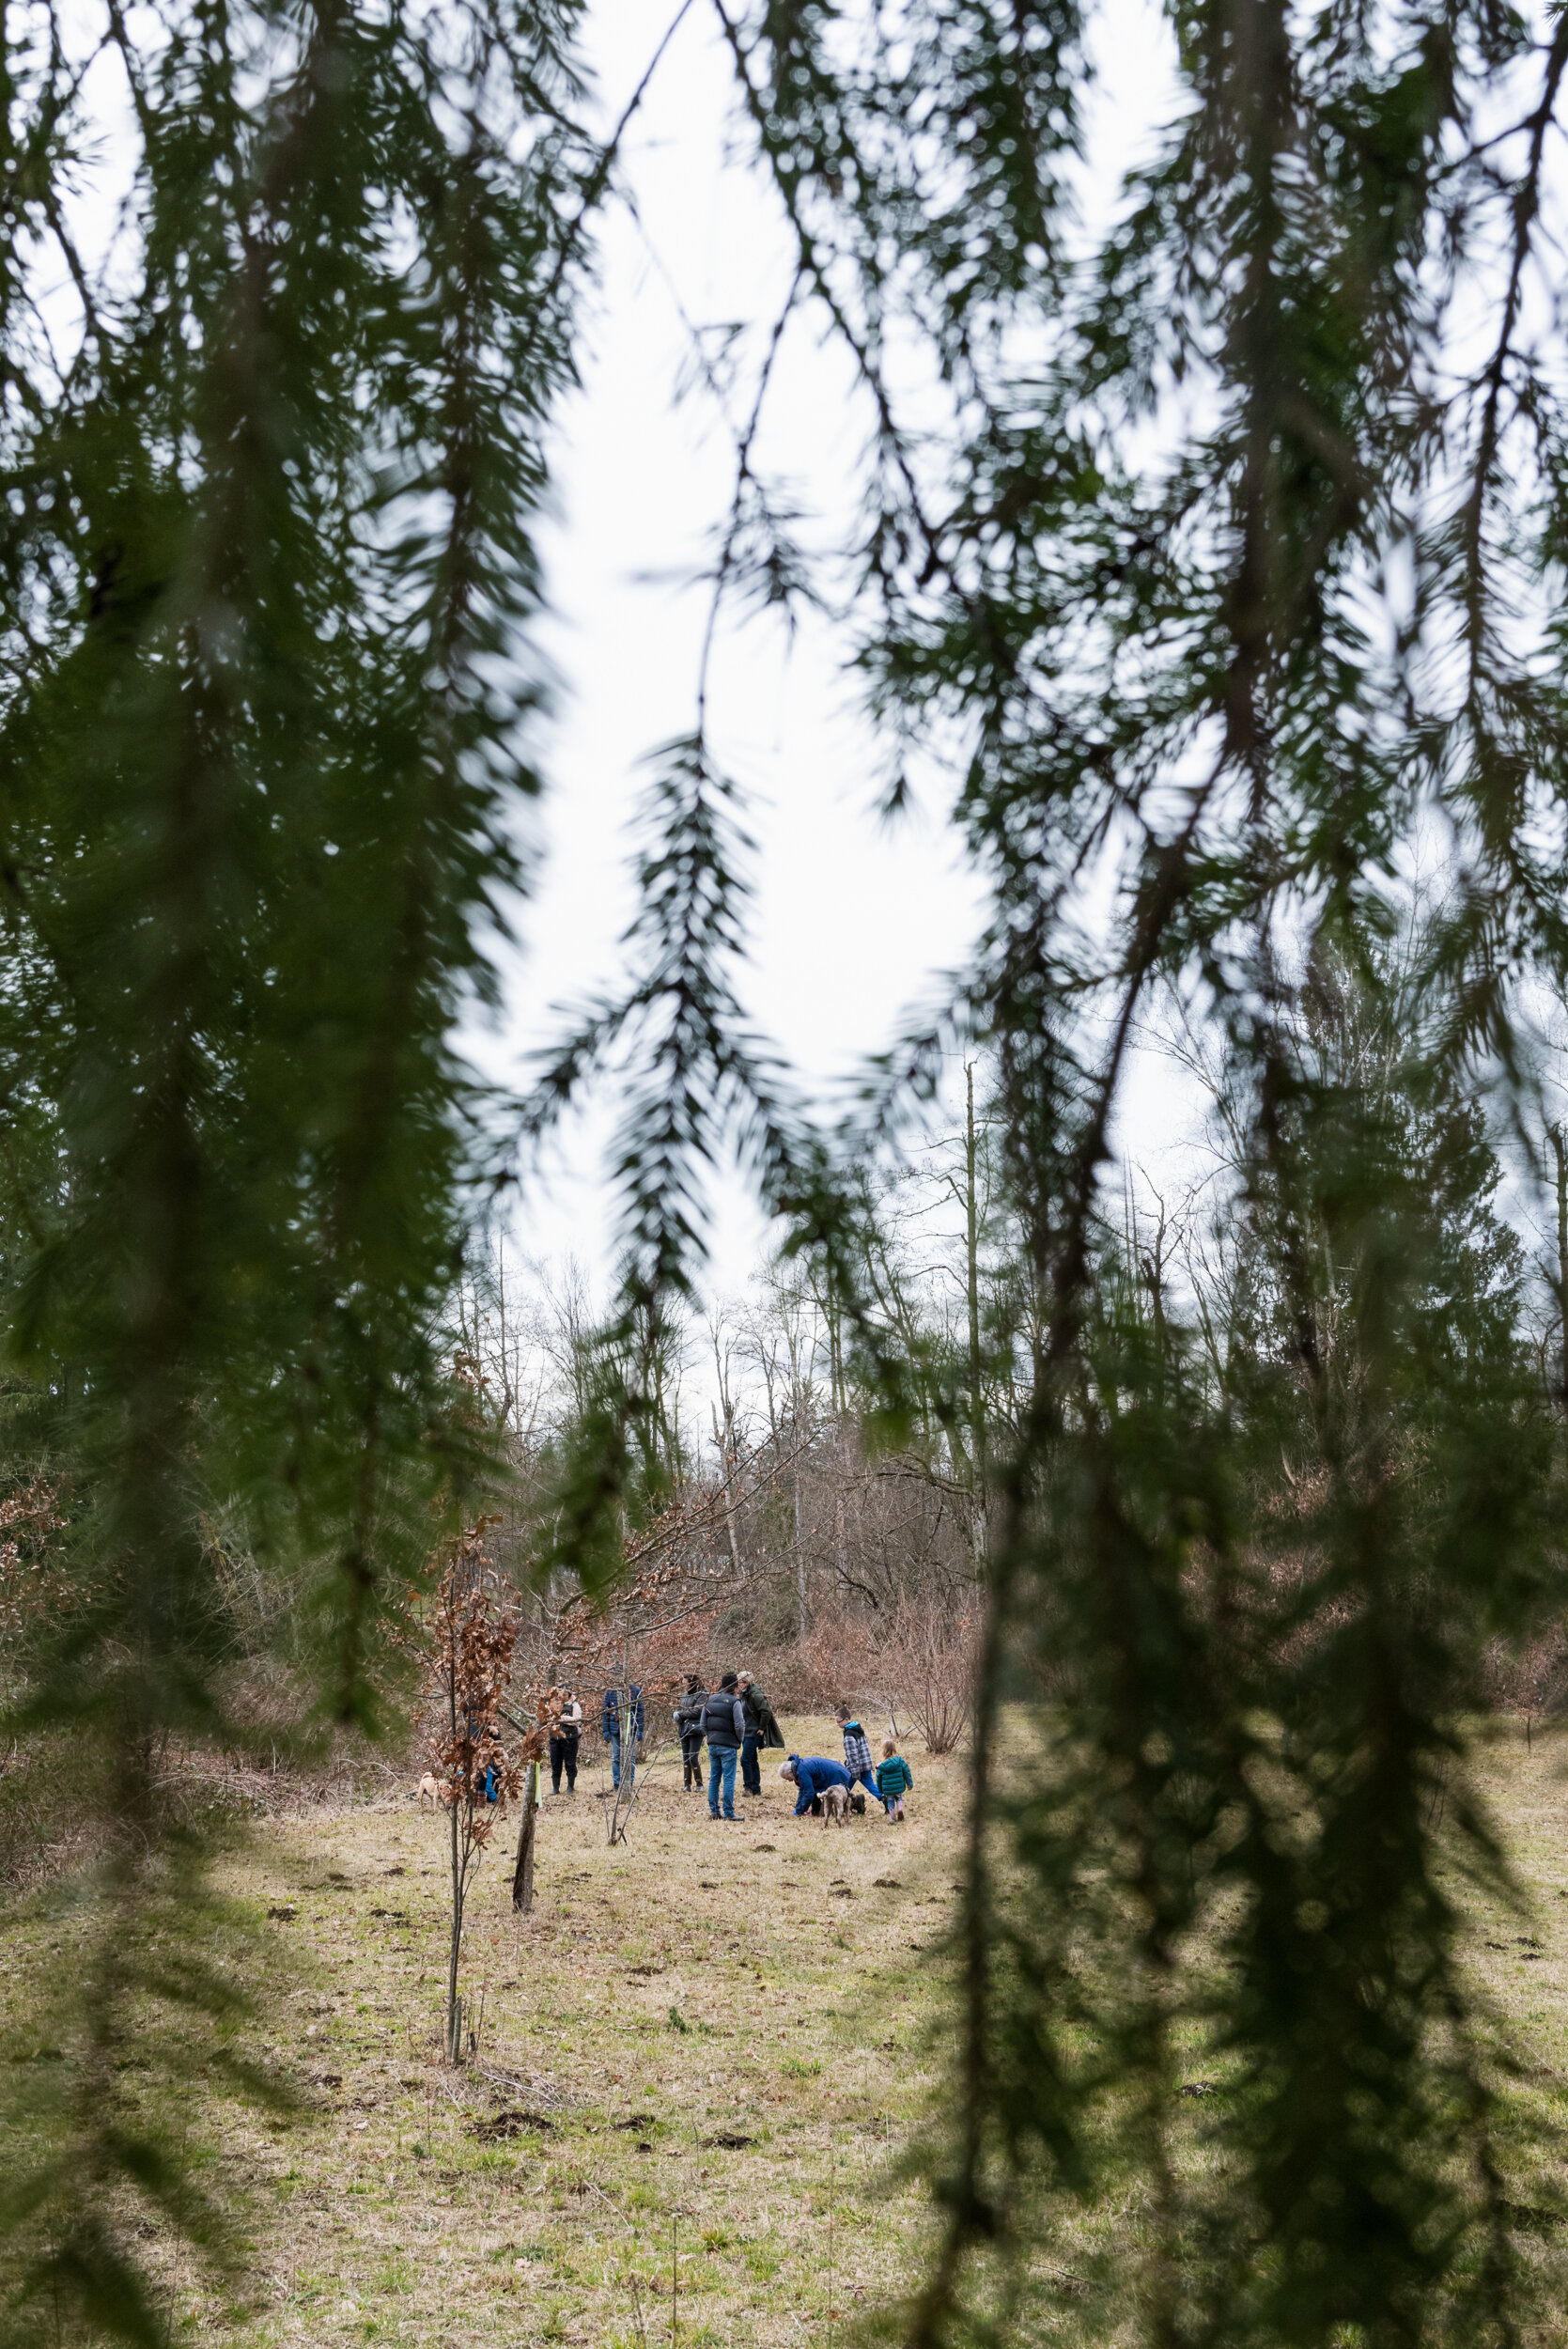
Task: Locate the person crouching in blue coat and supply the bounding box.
[779,1754,855,1817]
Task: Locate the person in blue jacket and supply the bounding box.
[602,1683,644,1792]
[778,1754,855,1817]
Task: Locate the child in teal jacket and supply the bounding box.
[876,1742,913,1821]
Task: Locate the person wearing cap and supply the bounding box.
[702,1672,747,1820]
[674,1675,707,1792]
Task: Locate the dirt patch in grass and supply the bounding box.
[12,1711,1568,2343]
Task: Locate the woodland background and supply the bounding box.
[8,0,1568,2338]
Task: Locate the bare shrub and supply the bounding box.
[795,1602,880,1712]
[781,1590,979,1752]
[1482,1623,1568,1719]
[877,1593,979,1752]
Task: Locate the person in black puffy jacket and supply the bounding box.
[702,1672,746,1820]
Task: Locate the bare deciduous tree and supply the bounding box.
[421,1525,526,2061]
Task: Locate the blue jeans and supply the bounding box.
[708,1746,737,1817]
[609,1730,634,1791]
[851,1768,878,1802]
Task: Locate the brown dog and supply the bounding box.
[417,1773,442,1809]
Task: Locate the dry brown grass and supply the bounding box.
[191,1715,951,2346]
[8,1711,1568,2345]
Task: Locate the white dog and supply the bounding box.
[417,1773,442,1810]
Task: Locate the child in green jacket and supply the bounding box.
[876,1741,913,1821]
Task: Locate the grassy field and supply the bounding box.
[195,1718,955,2347]
[8,1713,1568,2346]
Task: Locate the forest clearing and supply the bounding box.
[8,1719,1568,2347]
[13,0,1568,2332]
[4,1722,955,2347]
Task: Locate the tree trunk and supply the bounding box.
[446,1795,464,2061]
[1553,1121,1568,1409]
[965,1061,986,1566]
[511,1761,539,1912]
[713,1400,743,1581]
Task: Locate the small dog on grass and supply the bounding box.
[417,1773,442,1809]
[818,1782,851,1828]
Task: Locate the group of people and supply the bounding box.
[779,1708,914,1825]
[675,1682,914,1827]
[673,1671,784,1812]
[536,1673,913,1828]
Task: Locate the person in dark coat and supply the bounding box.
[778,1753,855,1817]
[737,1671,782,1796]
[674,1675,706,1791]
[702,1672,747,1820]
[602,1684,644,1792]
[550,1688,584,1795]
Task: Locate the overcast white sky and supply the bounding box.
[482,0,1204,1302]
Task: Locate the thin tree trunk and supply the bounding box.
[794,1465,805,1638]
[446,1795,464,2061]
[965,1062,986,1567]
[512,1761,539,1912]
[1553,1121,1568,1408]
[713,1400,743,1580]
